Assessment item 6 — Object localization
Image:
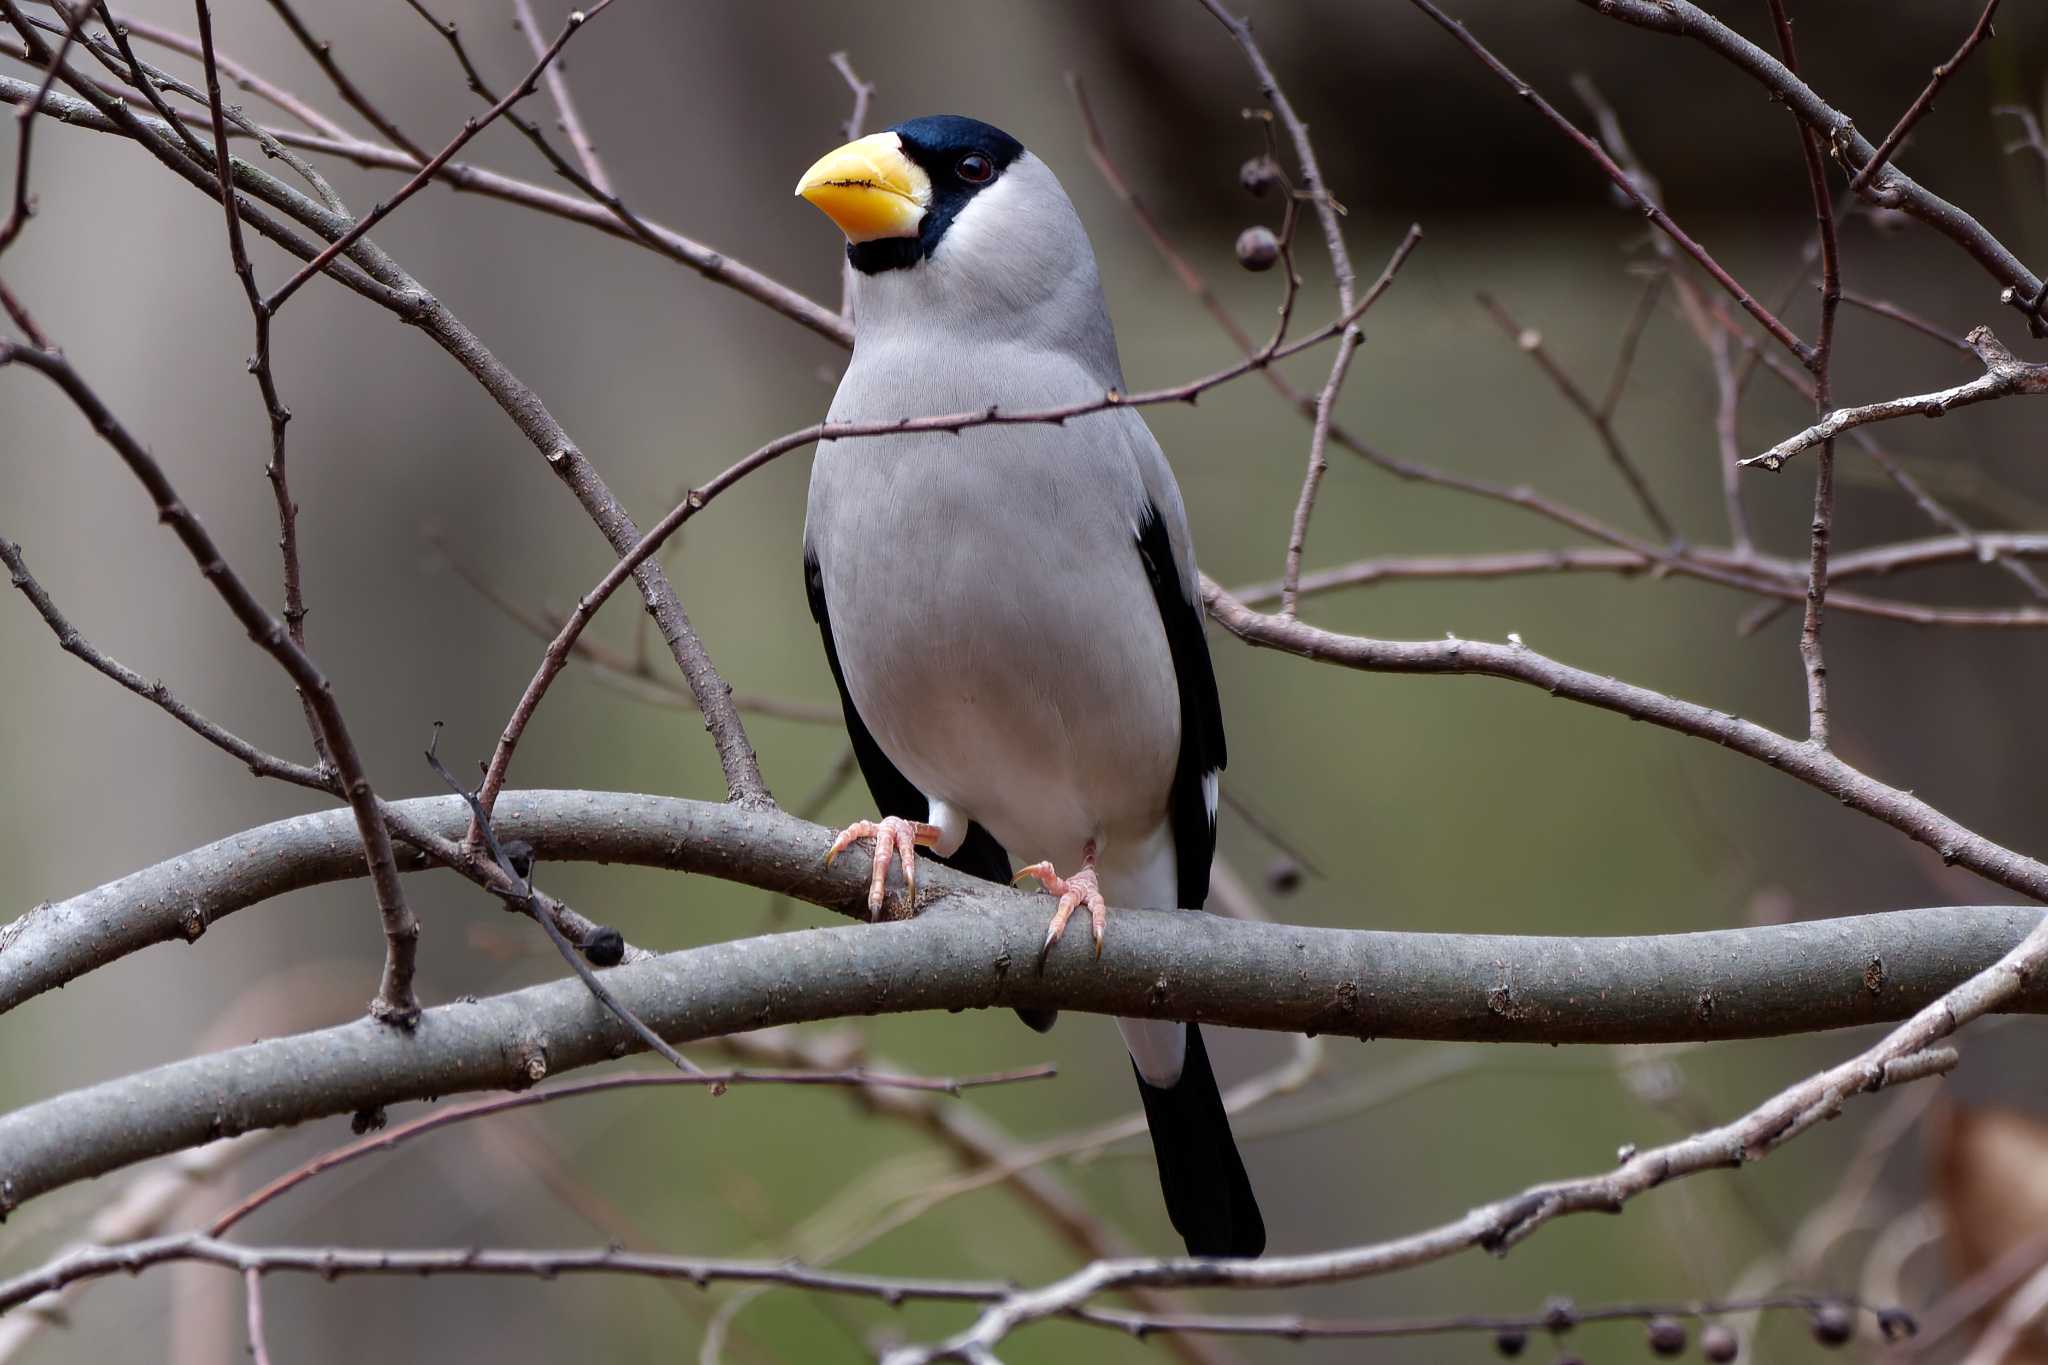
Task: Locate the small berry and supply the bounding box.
[1646,1315,1687,1357]
[1877,1308,1917,1342]
[1266,857,1304,895]
[1238,155,1281,197]
[1542,1296,1576,1333]
[1493,1327,1527,1357]
[583,927,626,967]
[1811,1302,1854,1347]
[1235,226,1281,272]
[1701,1323,1739,1361]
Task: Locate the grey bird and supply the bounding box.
[795,115,1264,1259]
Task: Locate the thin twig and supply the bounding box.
[1278,225,1421,614]
[0,340,422,1026]
[1407,0,1812,365]
[194,0,327,765]
[1202,581,2048,900]
[424,726,700,1075]
[0,0,86,256]
[1765,0,1843,748]
[1198,0,1355,311]
[259,0,425,159]
[511,0,610,194]
[264,0,615,312]
[1475,290,1676,542]
[1834,287,1973,352]
[0,62,773,806]
[0,536,331,788]
[242,1268,271,1365]
[1848,0,2002,194]
[209,1064,1057,1240]
[92,1,209,162]
[829,50,873,319]
[1745,326,2048,470]
[1578,0,2046,337]
[1599,267,1666,419]
[96,8,350,140]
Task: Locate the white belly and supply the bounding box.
[810,420,1179,870]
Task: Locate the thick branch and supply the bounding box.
[5,788,2048,1217]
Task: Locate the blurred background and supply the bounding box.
[4,0,2048,1359]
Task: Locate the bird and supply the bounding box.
[794,115,1264,1260]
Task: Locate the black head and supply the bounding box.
[847,115,1026,275]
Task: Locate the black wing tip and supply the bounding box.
[1133,1023,1265,1259]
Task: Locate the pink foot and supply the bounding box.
[1014,844,1108,959]
[825,815,941,919]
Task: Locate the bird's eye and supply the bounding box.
[957,153,994,184]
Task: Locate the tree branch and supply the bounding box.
[0,338,422,1026]
[1408,0,1812,364]
[1745,326,2048,471]
[1202,583,2048,901]
[1576,0,2048,337]
[0,44,773,804]
[3,788,2047,1213]
[1847,0,2002,195]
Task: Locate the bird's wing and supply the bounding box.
[1125,417,1227,911]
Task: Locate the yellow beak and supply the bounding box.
[794,132,931,243]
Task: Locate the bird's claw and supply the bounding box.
[825,816,941,919]
[1014,859,1108,960]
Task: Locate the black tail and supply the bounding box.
[1133,1023,1264,1258]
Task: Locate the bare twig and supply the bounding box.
[424,726,702,1075]
[1745,327,2048,470]
[1202,582,2048,900]
[0,537,331,788]
[1834,287,1973,353]
[829,50,872,319]
[209,1064,1057,1240]
[1198,0,1355,310]
[511,0,610,193]
[0,1133,273,1362]
[91,1,209,162]
[1230,535,2048,604]
[1408,0,1812,364]
[1279,225,1421,614]
[259,0,425,159]
[0,0,85,256]
[1848,0,2002,194]
[1475,290,1676,541]
[97,9,349,140]
[242,1268,271,1365]
[1764,0,1843,747]
[1686,286,2048,599]
[265,0,615,311]
[0,37,775,804]
[429,531,839,721]
[1578,0,2047,336]
[886,1035,1963,1360]
[193,0,327,764]
[0,340,422,1025]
